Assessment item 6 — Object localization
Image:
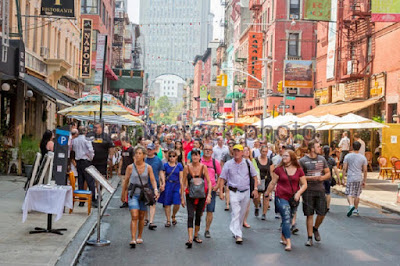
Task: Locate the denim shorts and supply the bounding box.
[206,191,217,212]
[128,194,147,211]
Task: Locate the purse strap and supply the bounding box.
[165,164,178,182]
[133,163,146,187]
[283,167,296,195]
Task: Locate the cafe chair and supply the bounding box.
[68,172,92,215]
[390,156,399,166]
[392,161,400,183]
[365,152,373,172]
[378,156,392,180]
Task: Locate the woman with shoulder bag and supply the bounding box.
[254,145,273,220]
[265,150,307,251]
[121,146,159,248]
[181,148,212,248]
[158,149,184,227]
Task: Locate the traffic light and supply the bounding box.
[277,81,283,93]
[222,73,228,86]
[216,75,222,86]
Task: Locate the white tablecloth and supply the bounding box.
[22,185,73,223]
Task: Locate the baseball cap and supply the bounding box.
[283,144,295,151]
[233,144,244,151]
[147,143,156,150]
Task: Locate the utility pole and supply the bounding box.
[282,86,287,115]
[259,58,275,140]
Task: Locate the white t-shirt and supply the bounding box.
[356,139,366,155]
[339,137,350,151]
[213,145,229,162]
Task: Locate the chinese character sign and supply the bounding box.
[304,0,331,21]
[247,32,263,89]
[372,0,400,22]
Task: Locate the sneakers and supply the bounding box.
[255,208,259,217]
[353,209,360,216]
[204,231,211,238]
[305,238,313,247]
[291,225,299,235]
[347,206,355,217]
[313,227,321,242]
[79,202,85,207]
[235,236,243,244]
[275,214,280,219]
[119,202,128,208]
[261,214,266,220]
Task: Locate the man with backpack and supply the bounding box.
[201,144,222,238]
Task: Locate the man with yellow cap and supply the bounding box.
[218,144,258,244]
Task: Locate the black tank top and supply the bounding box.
[255,157,272,180]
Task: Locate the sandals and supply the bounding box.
[185,241,193,249]
[172,216,177,225]
[144,219,149,226]
[193,236,203,244]
[149,223,157,230]
[243,223,251,228]
[165,221,171,227]
[224,206,230,211]
[136,238,143,244]
[129,241,136,248]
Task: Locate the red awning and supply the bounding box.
[105,65,118,81]
[117,102,140,116]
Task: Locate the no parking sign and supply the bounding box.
[52,126,70,185]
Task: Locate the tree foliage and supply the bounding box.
[152,96,183,124]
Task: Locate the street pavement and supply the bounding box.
[77,185,400,266]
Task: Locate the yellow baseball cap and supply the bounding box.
[233,144,244,151]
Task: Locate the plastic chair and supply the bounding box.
[392,161,400,183]
[378,156,392,179]
[68,172,92,215]
[365,152,373,172]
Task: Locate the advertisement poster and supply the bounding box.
[247,32,263,89]
[372,0,400,22]
[80,19,92,78]
[326,0,338,80]
[284,60,313,88]
[94,34,106,84]
[304,0,331,21]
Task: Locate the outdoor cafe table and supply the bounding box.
[22,184,73,235]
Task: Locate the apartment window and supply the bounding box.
[81,0,99,14]
[102,3,106,25]
[289,0,300,19]
[92,30,99,51]
[41,18,45,49]
[288,33,299,57]
[57,32,61,58]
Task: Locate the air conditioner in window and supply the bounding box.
[40,47,48,58]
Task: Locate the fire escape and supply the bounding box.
[113,12,124,69]
[337,0,374,83]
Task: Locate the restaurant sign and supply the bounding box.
[41,0,75,17]
[247,32,263,89]
[80,19,92,79]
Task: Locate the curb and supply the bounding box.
[55,176,120,266]
[331,186,400,216]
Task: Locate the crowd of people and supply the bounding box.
[39,123,368,251]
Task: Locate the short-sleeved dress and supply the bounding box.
[158,162,183,206]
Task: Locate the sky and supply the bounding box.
[127,0,224,40]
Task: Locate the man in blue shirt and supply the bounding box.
[218,144,258,244]
[145,142,165,230]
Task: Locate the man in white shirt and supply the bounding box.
[213,136,229,162]
[353,133,365,156]
[338,132,350,166]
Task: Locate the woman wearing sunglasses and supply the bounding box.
[158,150,184,227]
[181,148,212,248]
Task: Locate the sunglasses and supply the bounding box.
[204,149,212,151]
[169,155,177,158]
[192,148,201,152]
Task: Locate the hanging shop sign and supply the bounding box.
[370,72,386,98]
[200,85,208,100]
[41,0,75,17]
[284,60,313,88]
[326,0,338,79]
[247,32,263,89]
[304,0,331,21]
[371,0,400,22]
[80,19,92,78]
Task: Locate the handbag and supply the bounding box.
[284,167,299,209]
[189,165,206,199]
[255,158,265,191]
[133,164,156,206]
[165,164,178,183]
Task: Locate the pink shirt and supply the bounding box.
[201,157,222,189]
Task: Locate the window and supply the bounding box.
[81,0,99,14]
[102,3,106,25]
[289,0,300,19]
[92,30,99,51]
[288,33,299,57]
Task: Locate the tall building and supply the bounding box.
[139,0,213,84]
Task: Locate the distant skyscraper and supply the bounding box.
[140,0,213,87]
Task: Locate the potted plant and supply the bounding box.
[19,135,39,177]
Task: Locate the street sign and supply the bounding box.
[52,126,70,185]
[210,86,227,98]
[278,105,291,109]
[286,96,296,100]
[286,105,290,108]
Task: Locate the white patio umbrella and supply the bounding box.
[329,113,387,129]
[253,115,300,129]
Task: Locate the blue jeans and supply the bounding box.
[276,197,295,239]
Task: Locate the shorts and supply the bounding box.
[345,181,363,197]
[302,190,327,216]
[324,180,331,195]
[206,191,217,212]
[258,177,272,193]
[128,194,147,211]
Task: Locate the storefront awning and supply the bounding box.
[110,76,143,92]
[298,97,383,117]
[22,74,74,106]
